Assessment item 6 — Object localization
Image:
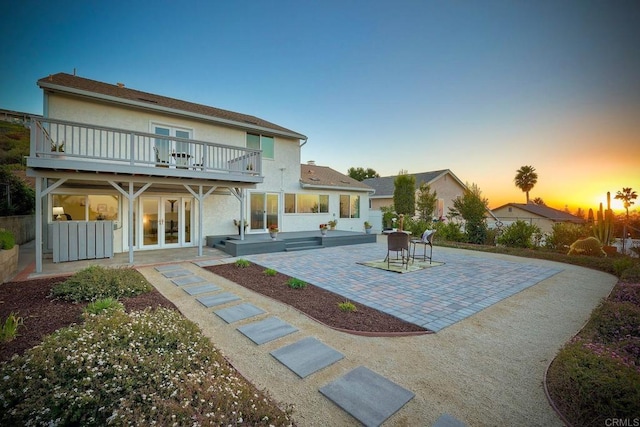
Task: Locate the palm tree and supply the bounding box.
[514,165,538,204]
[615,187,637,221]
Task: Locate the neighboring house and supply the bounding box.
[363,169,467,220]
[491,203,585,234]
[26,72,372,272]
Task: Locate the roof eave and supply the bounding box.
[300,182,375,193]
[39,81,307,140]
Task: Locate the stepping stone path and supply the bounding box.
[156,262,424,426]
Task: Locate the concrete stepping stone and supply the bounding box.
[182,283,221,296]
[197,292,241,308]
[171,275,206,286]
[237,317,298,345]
[214,303,265,323]
[162,269,193,278]
[433,413,467,427]
[155,264,183,272]
[319,366,414,427]
[270,337,344,378]
[193,259,224,267]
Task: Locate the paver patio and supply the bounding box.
[245,242,563,332]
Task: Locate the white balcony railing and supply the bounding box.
[29,117,262,177]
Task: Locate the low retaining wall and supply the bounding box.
[0,215,35,245]
[0,245,19,283]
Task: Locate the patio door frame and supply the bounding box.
[139,195,193,249]
[249,191,280,232]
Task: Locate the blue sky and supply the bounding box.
[2,1,639,211]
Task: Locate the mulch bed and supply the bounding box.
[0,277,176,363]
[205,263,429,335]
[1,262,428,363]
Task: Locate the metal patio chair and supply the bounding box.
[411,229,435,264]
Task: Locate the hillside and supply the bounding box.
[0,120,30,167]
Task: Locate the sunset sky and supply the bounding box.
[1,1,638,214]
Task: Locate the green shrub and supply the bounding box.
[621,263,640,283]
[338,300,357,312]
[0,312,23,342]
[83,298,124,316]
[0,307,293,426]
[568,237,606,257]
[403,217,431,237]
[286,278,307,289]
[51,266,152,302]
[545,222,589,251]
[263,268,277,276]
[613,257,637,278]
[234,258,250,268]
[584,301,640,344]
[0,229,15,250]
[434,221,465,242]
[496,220,541,248]
[546,340,640,426]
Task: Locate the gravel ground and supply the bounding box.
[141,249,617,427]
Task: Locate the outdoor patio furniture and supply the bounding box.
[411,229,435,264]
[385,231,410,270]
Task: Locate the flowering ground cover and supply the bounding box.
[545,278,640,426]
[0,273,293,426]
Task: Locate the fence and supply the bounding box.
[0,215,35,244]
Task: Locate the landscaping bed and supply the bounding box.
[205,262,429,335]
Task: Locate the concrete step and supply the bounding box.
[285,245,326,252]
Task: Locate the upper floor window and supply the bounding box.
[340,195,360,218]
[247,133,274,159]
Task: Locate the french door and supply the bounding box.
[140,196,193,248]
[250,192,279,232]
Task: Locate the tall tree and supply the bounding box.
[615,187,638,221]
[514,165,538,204]
[393,172,416,216]
[347,167,379,181]
[416,182,437,221]
[532,197,545,206]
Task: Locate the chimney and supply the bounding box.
[307,160,316,166]
[116,82,125,88]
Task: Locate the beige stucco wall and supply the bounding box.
[370,172,465,219]
[47,94,247,147]
[491,206,555,234]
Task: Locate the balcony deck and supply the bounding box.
[26,117,263,184]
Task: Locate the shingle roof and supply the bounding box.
[363,169,459,197]
[494,203,585,223]
[300,164,373,192]
[38,73,306,139]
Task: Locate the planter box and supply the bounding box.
[0,245,19,283]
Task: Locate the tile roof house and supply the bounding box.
[491,203,585,233]
[363,169,467,220]
[27,73,373,272]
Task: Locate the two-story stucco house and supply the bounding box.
[363,169,467,221]
[27,73,372,272]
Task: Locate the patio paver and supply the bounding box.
[245,243,563,332]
